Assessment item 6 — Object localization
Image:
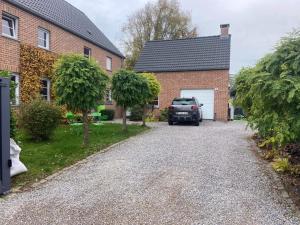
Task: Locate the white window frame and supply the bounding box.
[38,27,50,50]
[41,78,51,102]
[105,89,112,105]
[106,57,112,71]
[84,47,91,58]
[2,13,18,39]
[152,96,159,108]
[11,73,20,106]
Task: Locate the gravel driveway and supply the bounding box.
[1,121,300,225]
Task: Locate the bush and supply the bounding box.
[159,108,168,122]
[129,105,143,121]
[101,109,115,121]
[19,99,62,140]
[10,110,17,138]
[272,158,290,173]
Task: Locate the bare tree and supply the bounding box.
[122,0,198,69]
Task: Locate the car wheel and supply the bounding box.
[194,121,200,126]
[168,120,173,125]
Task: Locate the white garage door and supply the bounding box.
[181,89,215,120]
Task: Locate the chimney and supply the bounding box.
[220,24,230,37]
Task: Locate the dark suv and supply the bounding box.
[168,97,203,126]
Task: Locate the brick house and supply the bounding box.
[0,0,124,116]
[134,24,231,121]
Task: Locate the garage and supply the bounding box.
[181,89,215,120]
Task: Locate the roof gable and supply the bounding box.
[134,35,231,72]
[5,0,124,57]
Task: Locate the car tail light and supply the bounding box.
[191,105,198,110]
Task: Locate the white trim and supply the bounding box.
[41,78,51,102]
[106,57,112,71]
[38,27,50,50]
[2,13,18,40]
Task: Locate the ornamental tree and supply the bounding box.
[140,73,161,126]
[54,54,108,146]
[112,69,150,131]
[234,30,300,148]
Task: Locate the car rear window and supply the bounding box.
[172,99,196,105]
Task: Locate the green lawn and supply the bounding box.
[12,123,148,189]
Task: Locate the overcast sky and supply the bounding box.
[67,0,300,74]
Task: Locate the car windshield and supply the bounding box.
[172,99,196,105]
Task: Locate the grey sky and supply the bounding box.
[66,0,300,74]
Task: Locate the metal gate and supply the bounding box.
[0,77,11,195]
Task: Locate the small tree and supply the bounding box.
[54,54,108,146]
[140,73,161,126]
[112,69,150,131]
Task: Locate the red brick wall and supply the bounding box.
[0,1,123,117]
[154,70,229,121]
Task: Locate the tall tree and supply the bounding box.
[122,0,198,69]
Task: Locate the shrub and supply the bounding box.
[19,99,61,140]
[101,109,115,121]
[129,105,143,121]
[159,108,168,122]
[272,158,290,173]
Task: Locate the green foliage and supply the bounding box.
[159,108,169,122]
[112,69,150,108]
[234,31,300,147]
[54,54,108,145]
[129,105,144,121]
[10,110,17,138]
[54,54,109,112]
[100,109,115,121]
[19,98,62,140]
[140,73,161,104]
[272,158,290,173]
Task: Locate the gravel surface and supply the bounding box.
[1,121,300,225]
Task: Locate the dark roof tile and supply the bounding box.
[134,35,231,72]
[5,0,124,57]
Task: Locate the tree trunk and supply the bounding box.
[122,106,127,132]
[82,110,89,146]
[142,105,147,127]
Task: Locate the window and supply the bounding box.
[2,14,18,39]
[38,28,50,50]
[10,74,20,105]
[151,97,159,108]
[40,78,50,101]
[105,89,112,104]
[84,47,91,58]
[106,57,112,71]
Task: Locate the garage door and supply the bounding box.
[180,89,214,120]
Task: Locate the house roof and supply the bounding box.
[134,35,231,72]
[5,0,124,58]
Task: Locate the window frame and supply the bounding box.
[38,27,50,50]
[84,47,91,58]
[10,73,20,106]
[105,89,113,105]
[106,56,112,71]
[2,13,18,39]
[151,96,159,108]
[40,78,51,102]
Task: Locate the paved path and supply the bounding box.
[1,121,300,225]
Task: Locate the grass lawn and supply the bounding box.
[12,123,148,189]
